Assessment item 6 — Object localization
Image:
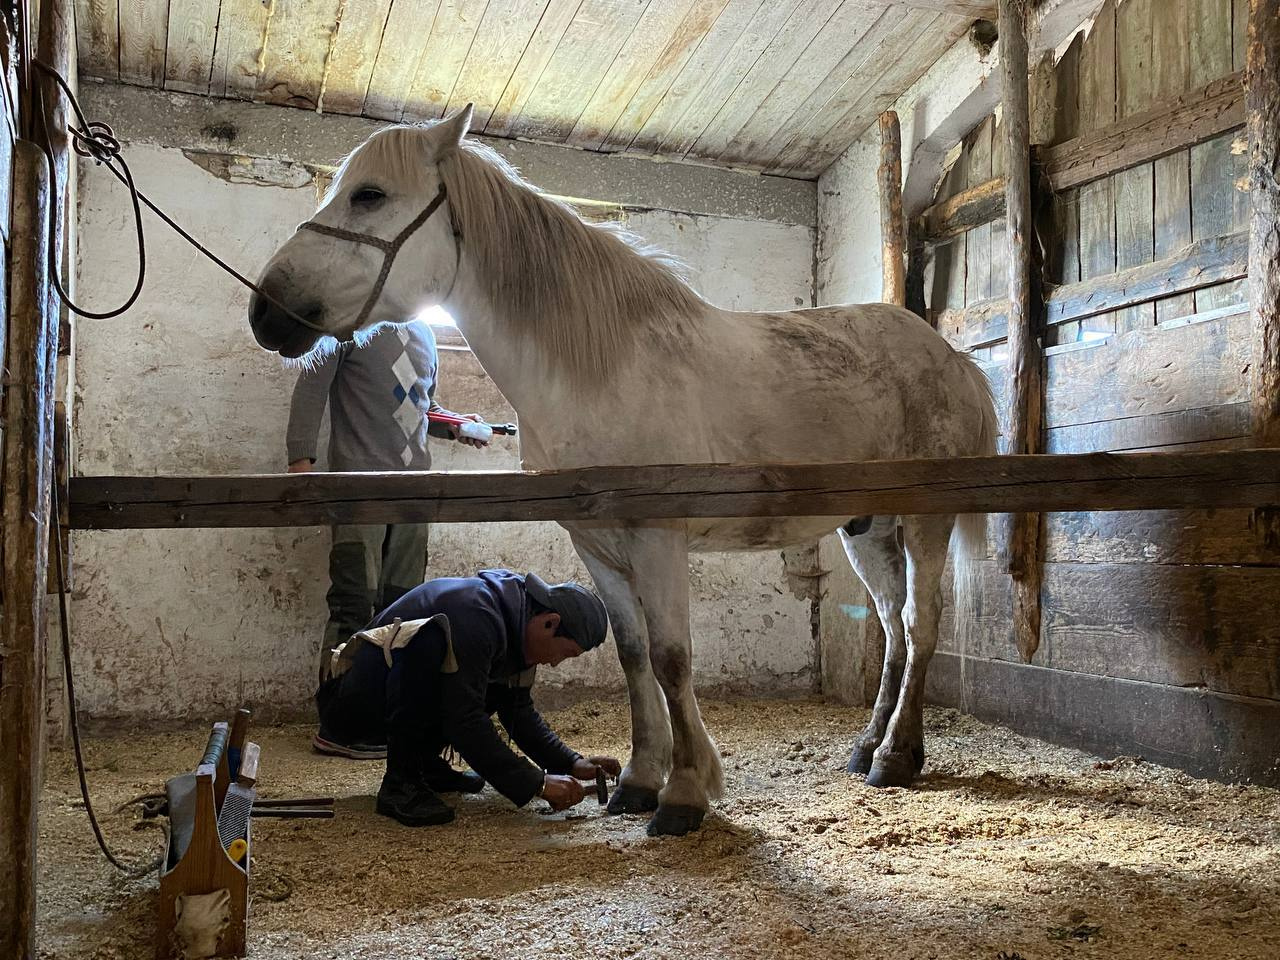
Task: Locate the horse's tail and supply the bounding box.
[950,352,999,601]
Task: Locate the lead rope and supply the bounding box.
[52,482,165,878]
[31,59,325,330]
[29,60,315,878]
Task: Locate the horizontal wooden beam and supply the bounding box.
[916,176,1006,243]
[1041,72,1244,192]
[939,230,1248,346]
[938,298,1011,351]
[1045,231,1248,325]
[68,449,1280,530]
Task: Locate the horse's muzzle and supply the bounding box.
[249,290,324,357]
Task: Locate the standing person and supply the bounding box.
[287,320,488,758]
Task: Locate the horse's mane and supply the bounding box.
[332,124,709,381]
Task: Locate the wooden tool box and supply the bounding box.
[156,710,254,960]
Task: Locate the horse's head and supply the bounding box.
[248,106,473,358]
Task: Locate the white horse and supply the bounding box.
[249,107,998,836]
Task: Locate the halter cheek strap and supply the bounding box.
[297,184,454,331]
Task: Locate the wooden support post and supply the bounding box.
[0,140,55,960]
[0,0,72,953]
[1248,0,1280,547]
[878,111,907,305]
[905,223,928,320]
[999,0,1044,662]
[868,108,907,708]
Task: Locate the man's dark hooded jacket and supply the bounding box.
[317,569,583,806]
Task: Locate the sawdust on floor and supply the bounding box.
[36,698,1280,959]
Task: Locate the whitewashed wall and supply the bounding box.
[816,37,999,307]
[72,134,817,720]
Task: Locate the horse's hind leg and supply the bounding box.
[574,546,672,815]
[839,516,908,774]
[867,513,954,789]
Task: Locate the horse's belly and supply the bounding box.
[685,516,847,552]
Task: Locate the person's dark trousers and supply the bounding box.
[314,640,392,754]
[384,621,451,781]
[321,522,430,679]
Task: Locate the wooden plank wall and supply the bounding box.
[0,9,18,462]
[928,0,1278,784]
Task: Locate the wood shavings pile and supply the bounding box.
[36,698,1280,959]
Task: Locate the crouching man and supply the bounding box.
[316,568,621,826]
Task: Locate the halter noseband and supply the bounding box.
[297,184,453,332]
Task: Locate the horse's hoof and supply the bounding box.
[865,754,917,789]
[646,804,705,837]
[847,746,876,775]
[606,783,660,815]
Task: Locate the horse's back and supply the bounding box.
[706,301,995,462]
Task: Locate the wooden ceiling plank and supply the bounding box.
[781,12,970,177]
[209,0,273,100]
[164,0,220,94]
[689,0,858,162]
[363,1,444,119]
[591,0,732,151]
[717,0,884,166]
[645,0,807,157]
[119,0,169,85]
[256,0,344,110]
[776,11,943,174]
[566,0,701,149]
[892,0,995,13]
[483,0,580,138]
[794,21,973,177]
[319,0,395,116]
[618,0,771,154]
[401,0,491,122]
[445,0,551,129]
[76,0,119,80]
[740,5,905,170]
[766,8,936,174]
[508,0,650,142]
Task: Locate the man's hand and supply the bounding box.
[447,412,491,449]
[288,459,313,473]
[571,755,622,781]
[540,774,586,811]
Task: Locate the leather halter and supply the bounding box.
[297,184,453,331]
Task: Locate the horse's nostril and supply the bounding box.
[250,293,269,328]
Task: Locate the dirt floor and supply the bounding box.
[35,697,1280,959]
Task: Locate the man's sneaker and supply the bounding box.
[312,731,387,760]
[376,772,455,827]
[423,754,485,794]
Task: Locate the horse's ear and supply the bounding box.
[429,104,474,161]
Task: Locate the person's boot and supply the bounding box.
[422,753,485,794]
[376,768,455,827]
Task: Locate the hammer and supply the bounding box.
[577,770,609,805]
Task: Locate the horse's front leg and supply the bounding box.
[573,542,672,814]
[631,527,722,836]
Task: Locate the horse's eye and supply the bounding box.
[351,187,386,206]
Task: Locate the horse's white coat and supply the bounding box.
[251,111,999,831]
